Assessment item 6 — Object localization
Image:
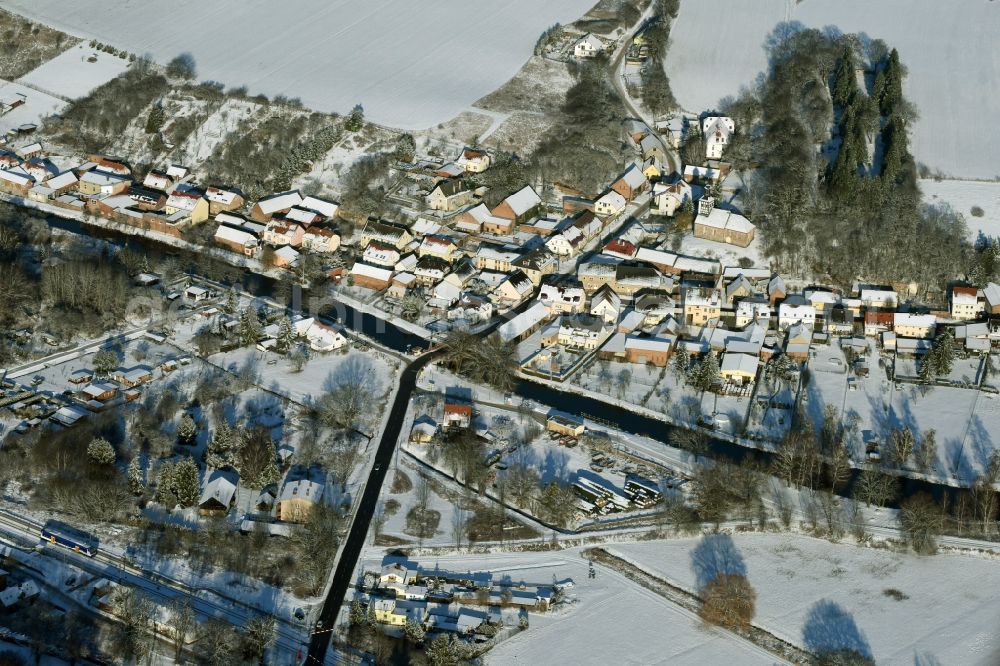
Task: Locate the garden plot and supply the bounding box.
[921,178,1000,242]
[2,0,597,130]
[611,533,1000,666]
[0,79,65,135]
[804,340,1000,484]
[666,0,1000,178]
[17,42,129,99]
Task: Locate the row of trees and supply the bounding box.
[639,0,680,115]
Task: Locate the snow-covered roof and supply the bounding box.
[256,190,302,215]
[501,186,541,217]
[576,33,604,50]
[299,195,339,218]
[596,190,626,210]
[274,246,300,263]
[721,352,758,376]
[893,312,936,328]
[80,170,126,186]
[698,206,755,234]
[983,282,1000,306]
[0,169,31,186]
[45,171,77,189]
[205,186,240,205]
[352,262,393,281]
[497,301,550,342]
[200,471,238,508]
[166,191,202,211]
[625,335,672,352]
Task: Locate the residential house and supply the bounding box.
[301,226,340,253]
[513,250,558,286]
[78,170,129,197]
[351,262,393,290]
[414,255,450,286]
[594,190,627,218]
[306,322,348,352]
[864,310,894,336]
[652,179,692,216]
[827,305,855,336]
[418,234,459,262]
[387,272,415,299]
[574,33,604,58]
[642,157,662,181]
[894,313,936,339]
[45,171,78,195]
[660,115,688,148]
[109,366,153,388]
[494,270,534,307]
[735,299,772,328]
[859,288,899,309]
[614,263,670,298]
[360,219,412,250]
[590,284,622,323]
[199,470,238,515]
[539,283,587,315]
[444,400,473,429]
[363,242,401,268]
[497,301,551,343]
[557,314,608,350]
[476,244,520,273]
[250,190,302,222]
[263,220,304,247]
[702,116,735,160]
[683,164,723,183]
[683,287,722,327]
[720,352,758,385]
[638,134,666,162]
[693,198,755,247]
[778,297,816,331]
[0,169,31,196]
[214,224,259,256]
[768,275,786,305]
[611,164,647,201]
[984,282,1000,315]
[490,186,541,228]
[453,202,495,233]
[127,185,166,210]
[456,148,491,173]
[204,186,245,214]
[951,286,984,320]
[164,190,209,224]
[142,171,172,191]
[604,239,638,259]
[276,468,326,523]
[298,195,339,219]
[371,599,427,627]
[410,417,438,444]
[426,179,473,211]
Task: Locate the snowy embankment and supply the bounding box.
[1,0,596,129]
[665,0,1000,179]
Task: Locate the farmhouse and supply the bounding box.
[78,170,129,197]
[894,312,936,339]
[611,164,647,201]
[351,262,394,290]
[594,190,627,218]
[652,179,692,216]
[277,468,326,523]
[456,147,491,173]
[950,285,984,320]
[574,33,604,58]
[624,335,673,366]
[214,224,259,256]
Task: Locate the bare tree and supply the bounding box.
[699,574,756,630]
[853,467,897,508]
[899,492,942,554]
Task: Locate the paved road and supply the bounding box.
[306,350,440,664]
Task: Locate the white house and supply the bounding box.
[306,322,348,352]
[538,283,587,315]
[590,285,621,323]
[702,116,735,160]
[574,33,604,58]
[735,299,772,328]
[594,190,627,217]
[652,180,692,217]
[778,297,816,331]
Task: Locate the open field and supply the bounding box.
[611,533,1000,666]
[18,42,129,99]
[0,79,64,134]
[665,0,1000,179]
[920,178,1000,243]
[0,0,596,130]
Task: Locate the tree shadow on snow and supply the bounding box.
[801,599,873,662]
[689,533,747,592]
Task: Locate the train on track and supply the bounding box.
[40,520,98,557]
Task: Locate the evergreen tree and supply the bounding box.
[346,104,364,131]
[694,353,720,392]
[239,306,262,346]
[672,348,690,376]
[878,48,904,116]
[349,600,366,626]
[128,457,144,495]
[403,618,425,643]
[172,457,200,508]
[224,288,238,315]
[145,103,165,134]
[87,437,116,465]
[393,133,416,162]
[831,45,858,108]
[93,349,119,376]
[177,413,198,445]
[276,316,296,353]
[425,634,463,666]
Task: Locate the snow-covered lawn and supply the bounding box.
[0,79,65,134]
[17,42,130,99]
[2,0,597,129]
[666,0,1000,178]
[610,533,1000,666]
[920,178,1000,242]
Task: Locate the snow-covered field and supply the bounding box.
[666,0,1000,178]
[0,79,65,134]
[920,178,1000,242]
[354,548,776,666]
[17,42,129,99]
[611,533,1000,666]
[0,0,596,130]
